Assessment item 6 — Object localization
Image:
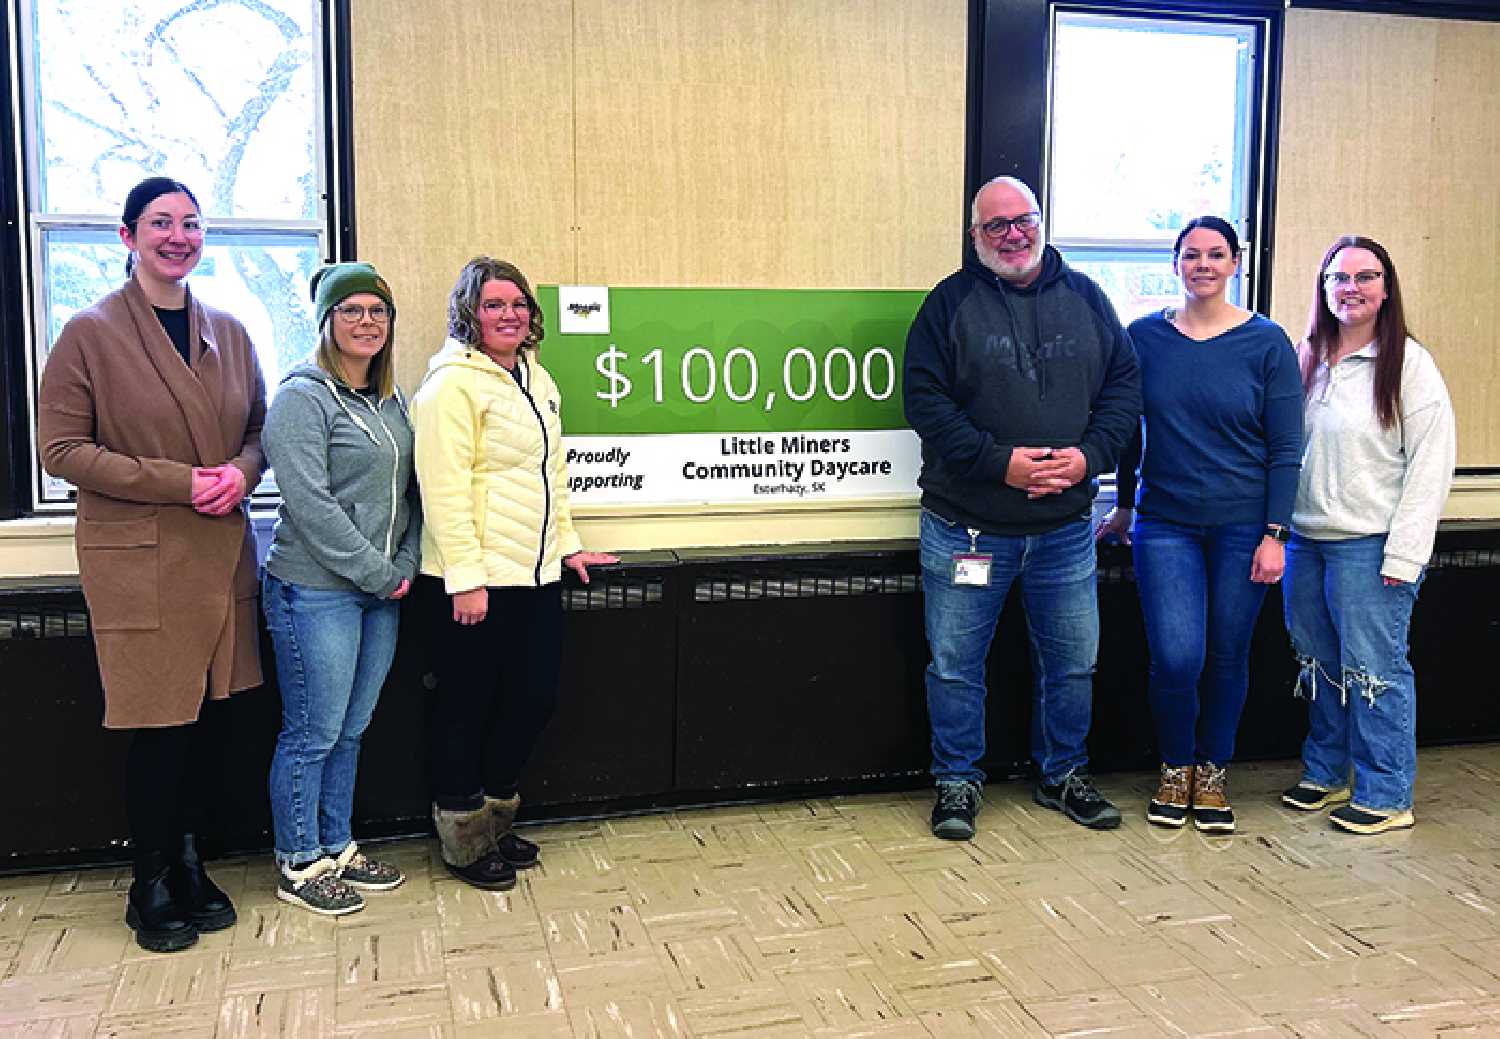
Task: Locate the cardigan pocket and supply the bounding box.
[76,515,161,631]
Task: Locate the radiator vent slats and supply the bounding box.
[0,607,91,640]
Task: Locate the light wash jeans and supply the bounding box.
[919,510,1099,785]
[262,572,400,869]
[1132,516,1268,766]
[1283,533,1421,811]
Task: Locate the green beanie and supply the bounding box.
[310,262,394,329]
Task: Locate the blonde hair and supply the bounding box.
[315,318,397,399]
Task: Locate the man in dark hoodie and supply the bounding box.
[904,176,1141,840]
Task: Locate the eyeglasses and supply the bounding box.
[334,303,390,323]
[976,212,1041,238]
[1322,270,1383,287]
[143,216,205,237]
[480,299,532,316]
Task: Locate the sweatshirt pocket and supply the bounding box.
[348,501,392,556]
[76,515,160,631]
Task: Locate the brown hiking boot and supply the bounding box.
[1147,764,1193,828]
[1192,762,1235,833]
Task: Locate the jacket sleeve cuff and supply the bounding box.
[1380,556,1423,584]
[443,566,488,595]
[1079,443,1103,480]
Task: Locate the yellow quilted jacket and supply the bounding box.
[411,339,582,592]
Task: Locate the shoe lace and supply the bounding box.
[1197,763,1227,796]
[306,871,354,901]
[937,782,978,811]
[1065,773,1106,805]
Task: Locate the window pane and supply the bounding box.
[1049,14,1253,241]
[32,0,318,219]
[41,228,320,395]
[1062,248,1243,325]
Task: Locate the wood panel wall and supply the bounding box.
[350,0,968,396]
[1272,8,1500,467]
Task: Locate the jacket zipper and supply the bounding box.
[512,357,550,587]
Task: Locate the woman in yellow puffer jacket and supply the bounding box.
[411,256,615,890]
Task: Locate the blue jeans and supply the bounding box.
[1132,517,1268,766]
[1283,534,1421,812]
[920,510,1099,785]
[263,573,401,868]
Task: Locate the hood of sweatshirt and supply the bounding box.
[278,362,405,444]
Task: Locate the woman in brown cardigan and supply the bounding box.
[38,177,267,953]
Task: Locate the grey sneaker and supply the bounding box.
[1034,771,1122,829]
[930,780,982,840]
[334,842,405,891]
[277,858,365,916]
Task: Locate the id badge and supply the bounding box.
[952,553,992,587]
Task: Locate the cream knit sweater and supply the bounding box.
[1291,337,1456,583]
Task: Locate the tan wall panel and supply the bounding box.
[350,1,578,393]
[572,0,966,288]
[348,0,965,549]
[1273,9,1500,465]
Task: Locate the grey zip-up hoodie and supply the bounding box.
[263,363,421,596]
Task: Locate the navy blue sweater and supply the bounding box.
[1116,311,1302,526]
[903,247,1141,534]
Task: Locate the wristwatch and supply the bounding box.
[1265,523,1290,543]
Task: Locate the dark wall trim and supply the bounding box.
[1290,1,1500,21]
[1250,11,1284,316]
[0,0,27,519]
[965,0,1049,213]
[324,0,356,259]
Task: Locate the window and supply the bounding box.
[17,0,331,506]
[1046,11,1265,322]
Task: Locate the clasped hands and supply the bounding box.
[190,464,248,516]
[1006,446,1086,499]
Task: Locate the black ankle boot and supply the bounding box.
[126,850,199,953]
[168,833,237,932]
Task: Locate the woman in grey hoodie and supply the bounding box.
[261,263,421,914]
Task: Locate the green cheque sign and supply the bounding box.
[538,286,924,435]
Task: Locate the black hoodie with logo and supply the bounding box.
[903,245,1141,535]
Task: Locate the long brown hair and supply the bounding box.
[1303,235,1408,430]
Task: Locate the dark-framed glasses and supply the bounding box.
[334,303,390,324]
[977,211,1041,238]
[1322,270,1383,287]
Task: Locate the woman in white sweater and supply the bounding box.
[1280,235,1455,834]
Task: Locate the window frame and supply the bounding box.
[1,0,353,516]
[1042,5,1277,321]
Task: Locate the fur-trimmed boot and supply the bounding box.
[167,833,236,931]
[432,802,516,890]
[485,794,540,869]
[126,849,199,953]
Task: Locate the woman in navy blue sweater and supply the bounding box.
[1097,216,1302,833]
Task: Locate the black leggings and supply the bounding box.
[124,697,232,861]
[418,576,563,808]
